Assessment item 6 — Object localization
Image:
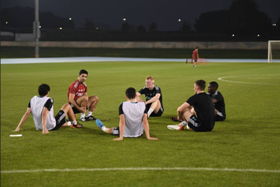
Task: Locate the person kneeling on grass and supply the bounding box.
[95,87,158,141]
[14,84,83,134]
[167,80,215,132]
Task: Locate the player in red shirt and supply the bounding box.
[192,47,199,68]
[68,69,99,121]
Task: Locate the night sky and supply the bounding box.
[2,0,280,30]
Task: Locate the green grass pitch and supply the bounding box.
[1,61,280,186]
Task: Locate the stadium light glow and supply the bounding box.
[39,26,41,28]
[272,23,277,26]
[123,18,126,21]
[96,27,99,30]
[69,18,72,20]
[257,34,260,37]
[232,34,235,37]
[178,19,181,22]
[5,21,8,24]
[59,27,63,30]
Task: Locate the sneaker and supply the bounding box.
[71,122,83,129]
[167,124,184,131]
[95,119,104,129]
[80,116,86,121]
[85,115,96,121]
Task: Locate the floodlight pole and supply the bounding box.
[34,0,40,58]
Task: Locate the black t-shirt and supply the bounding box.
[207,91,226,118]
[187,92,215,130]
[138,85,163,109]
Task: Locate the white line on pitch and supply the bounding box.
[1,167,280,174]
[218,75,279,85]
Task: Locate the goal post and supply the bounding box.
[268,40,280,63]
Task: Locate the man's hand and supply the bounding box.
[13,127,20,132]
[113,137,123,141]
[80,107,86,113]
[42,129,49,134]
[147,137,158,140]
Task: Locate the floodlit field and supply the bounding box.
[1,61,280,186]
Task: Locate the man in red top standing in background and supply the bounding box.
[68,69,99,121]
[192,47,199,68]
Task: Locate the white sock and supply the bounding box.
[81,113,85,118]
[87,111,92,116]
[101,126,106,132]
[179,121,188,127]
[147,108,154,117]
[72,120,77,125]
[67,121,71,126]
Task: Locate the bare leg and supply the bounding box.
[150,100,161,113]
[87,95,99,112]
[60,104,76,126]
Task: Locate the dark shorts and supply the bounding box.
[216,111,226,121]
[69,101,87,114]
[112,127,119,136]
[146,103,164,117]
[51,110,66,130]
[187,115,212,132]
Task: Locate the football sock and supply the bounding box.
[67,121,71,126]
[101,126,106,132]
[81,113,85,118]
[72,120,77,125]
[179,121,188,127]
[87,111,92,116]
[147,108,154,117]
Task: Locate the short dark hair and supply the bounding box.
[195,80,206,90]
[209,81,219,89]
[38,84,50,96]
[195,47,198,49]
[125,87,136,99]
[79,69,88,76]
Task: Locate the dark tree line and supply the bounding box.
[194,0,273,36]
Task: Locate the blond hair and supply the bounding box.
[146,76,154,81]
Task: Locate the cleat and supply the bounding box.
[71,122,83,129]
[80,116,86,121]
[95,119,104,129]
[85,115,96,121]
[167,124,184,131]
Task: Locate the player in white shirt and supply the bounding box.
[14,84,83,134]
[95,87,158,141]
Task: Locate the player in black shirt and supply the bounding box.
[136,76,164,117]
[207,81,226,121]
[167,80,215,132]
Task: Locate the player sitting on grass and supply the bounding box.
[95,87,158,141]
[68,69,99,121]
[207,81,226,121]
[167,80,215,132]
[14,84,83,134]
[136,76,164,117]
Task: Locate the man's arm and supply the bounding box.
[145,93,160,105]
[114,114,125,141]
[142,114,158,140]
[14,108,31,132]
[68,93,86,113]
[41,107,49,134]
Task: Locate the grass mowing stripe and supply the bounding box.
[2,167,280,174]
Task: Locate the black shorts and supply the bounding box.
[69,101,84,114]
[112,127,119,136]
[187,115,212,132]
[51,110,66,130]
[145,103,164,117]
